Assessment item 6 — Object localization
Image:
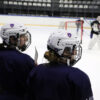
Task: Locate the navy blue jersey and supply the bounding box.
[28,63,93,100]
[76,19,84,27]
[0,47,35,99]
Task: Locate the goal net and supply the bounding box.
[58,21,83,43]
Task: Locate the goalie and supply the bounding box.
[88,16,100,49]
[76,17,84,35]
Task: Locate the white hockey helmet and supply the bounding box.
[97,16,100,22]
[0,23,31,51]
[47,30,82,65]
[47,30,81,55]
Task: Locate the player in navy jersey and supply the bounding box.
[0,23,36,100]
[76,17,84,34]
[27,30,94,100]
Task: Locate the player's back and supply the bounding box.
[28,63,93,100]
[0,46,35,99]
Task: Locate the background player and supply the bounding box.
[88,16,100,50]
[0,23,36,100]
[27,30,94,100]
[76,17,84,35]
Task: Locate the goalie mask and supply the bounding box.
[0,23,31,51]
[47,30,82,66]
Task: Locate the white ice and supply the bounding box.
[24,25,100,100]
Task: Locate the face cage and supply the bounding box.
[17,32,31,51]
[62,45,82,66]
[73,45,82,65]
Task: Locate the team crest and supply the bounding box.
[67,33,72,38]
[10,24,14,28]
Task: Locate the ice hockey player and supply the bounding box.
[88,16,100,49]
[76,17,84,35]
[27,30,94,100]
[0,23,36,100]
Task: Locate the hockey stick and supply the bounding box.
[34,46,38,65]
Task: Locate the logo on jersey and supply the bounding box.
[67,33,72,38]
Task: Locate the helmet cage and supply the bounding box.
[17,31,31,51]
[62,44,82,66]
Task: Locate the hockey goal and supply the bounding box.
[59,20,83,43]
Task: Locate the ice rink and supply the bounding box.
[24,25,100,100]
